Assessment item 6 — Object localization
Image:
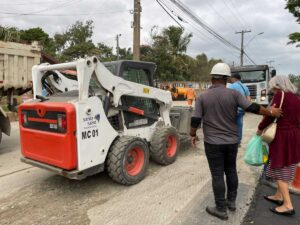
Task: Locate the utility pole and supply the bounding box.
[116,34,121,60]
[235,30,251,66]
[133,0,141,61]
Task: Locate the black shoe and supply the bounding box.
[206,206,228,220]
[263,195,283,205]
[227,201,236,211]
[270,207,295,216]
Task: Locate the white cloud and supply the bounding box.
[1,0,299,74]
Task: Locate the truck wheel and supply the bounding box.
[150,126,179,165]
[107,136,149,185]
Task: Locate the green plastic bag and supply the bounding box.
[244,135,268,166]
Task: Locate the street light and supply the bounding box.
[245,32,264,48]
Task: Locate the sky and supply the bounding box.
[1,0,299,75]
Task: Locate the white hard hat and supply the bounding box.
[210,63,231,77]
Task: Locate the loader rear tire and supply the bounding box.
[107,136,149,185]
[150,126,179,165]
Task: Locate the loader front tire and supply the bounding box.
[107,136,149,185]
[150,126,179,165]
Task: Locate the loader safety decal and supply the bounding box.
[82,114,100,130]
[82,129,99,140]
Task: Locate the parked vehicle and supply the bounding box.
[231,65,276,105]
[0,41,41,143]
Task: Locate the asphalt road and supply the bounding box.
[0,113,264,225]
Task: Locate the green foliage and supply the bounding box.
[141,25,221,81]
[118,47,133,60]
[285,0,300,47]
[54,20,100,62]
[288,74,300,84]
[20,27,56,56]
[286,0,300,23]
[97,42,116,62]
[1,22,222,81]
[0,26,21,42]
[287,32,300,47]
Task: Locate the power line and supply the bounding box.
[156,0,183,28]
[0,0,82,18]
[205,1,239,32]
[165,0,241,51]
[0,10,129,17]
[158,0,256,64]
[156,0,240,60]
[0,0,71,6]
[220,0,246,29]
[227,0,251,29]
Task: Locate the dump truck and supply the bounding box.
[0,41,41,143]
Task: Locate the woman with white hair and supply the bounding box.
[257,75,300,216]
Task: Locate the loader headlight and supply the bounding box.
[21,111,28,126]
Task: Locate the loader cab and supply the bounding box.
[104,61,159,130]
[103,60,156,87]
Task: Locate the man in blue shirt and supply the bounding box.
[228,73,251,146]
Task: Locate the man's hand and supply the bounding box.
[191,136,199,148]
[191,136,196,147]
[270,104,282,118]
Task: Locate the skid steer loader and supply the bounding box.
[19,57,192,185]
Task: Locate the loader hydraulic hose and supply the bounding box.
[103,92,111,116]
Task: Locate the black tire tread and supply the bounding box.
[107,136,149,185]
[150,126,179,165]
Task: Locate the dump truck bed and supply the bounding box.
[0,41,41,91]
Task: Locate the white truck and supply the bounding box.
[231,65,276,105]
[19,56,192,185]
[0,41,41,143]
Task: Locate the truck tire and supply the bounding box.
[106,136,149,185]
[150,126,179,165]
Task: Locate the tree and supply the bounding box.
[162,26,193,57]
[0,26,21,42]
[144,26,193,81]
[97,42,116,62]
[285,0,300,47]
[288,74,300,84]
[20,27,56,56]
[54,20,100,62]
[192,54,222,81]
[119,47,133,60]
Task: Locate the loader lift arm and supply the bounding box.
[32,57,173,125]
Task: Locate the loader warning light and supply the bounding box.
[57,114,67,131]
[21,112,28,125]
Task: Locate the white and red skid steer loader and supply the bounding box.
[19,57,190,185]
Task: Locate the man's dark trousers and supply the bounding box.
[204,142,239,211]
